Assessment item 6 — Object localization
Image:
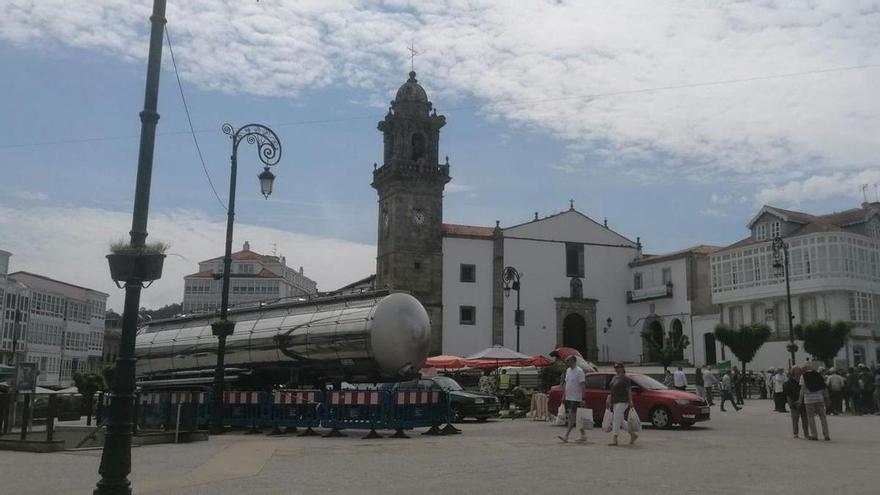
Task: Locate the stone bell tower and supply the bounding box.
[371,71,450,354]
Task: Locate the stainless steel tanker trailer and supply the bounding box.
[134,290,430,389]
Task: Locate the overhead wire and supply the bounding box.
[1,63,877,150]
[165,26,228,211]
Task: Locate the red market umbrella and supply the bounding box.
[424,355,466,369]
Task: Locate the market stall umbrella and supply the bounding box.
[465,345,530,361]
[424,355,466,369]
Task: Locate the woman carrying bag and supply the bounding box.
[606,362,638,446]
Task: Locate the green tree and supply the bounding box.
[73,371,105,426]
[714,323,772,375]
[802,320,851,367]
[641,329,690,372]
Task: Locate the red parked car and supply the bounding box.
[548,372,710,429]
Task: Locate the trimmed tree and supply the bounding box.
[641,329,690,372]
[73,371,105,426]
[802,320,851,367]
[714,323,772,375]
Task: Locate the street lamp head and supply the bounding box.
[258,166,275,199]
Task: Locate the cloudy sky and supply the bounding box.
[1,0,878,310]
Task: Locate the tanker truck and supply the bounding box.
[134,290,430,390]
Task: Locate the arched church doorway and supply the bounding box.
[642,320,664,363]
[562,313,587,357]
[670,318,684,361]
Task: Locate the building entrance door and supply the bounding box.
[562,313,587,357]
[704,333,717,365]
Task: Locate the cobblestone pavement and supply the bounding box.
[2,403,878,495]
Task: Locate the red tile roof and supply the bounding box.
[441,223,495,238]
[202,250,278,263]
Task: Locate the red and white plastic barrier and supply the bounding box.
[329,391,382,406]
[273,390,318,404]
[394,390,440,405]
[223,391,261,405]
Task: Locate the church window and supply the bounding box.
[460,264,476,283]
[570,278,583,299]
[459,306,476,325]
[565,243,584,278]
[411,133,425,161]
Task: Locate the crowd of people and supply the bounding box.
[756,363,879,416]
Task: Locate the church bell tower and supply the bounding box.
[372,71,450,354]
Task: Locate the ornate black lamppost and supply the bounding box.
[502,266,523,352]
[771,236,798,367]
[210,123,281,433]
[94,1,167,494]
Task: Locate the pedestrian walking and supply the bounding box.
[874,366,880,415]
[783,366,808,438]
[773,368,787,412]
[703,367,718,406]
[719,371,741,412]
[846,367,861,415]
[825,368,845,415]
[799,362,830,441]
[663,370,674,388]
[558,355,587,443]
[858,364,874,414]
[695,365,706,401]
[606,362,637,446]
[672,366,687,391]
[732,366,744,405]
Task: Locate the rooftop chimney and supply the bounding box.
[243,241,251,251]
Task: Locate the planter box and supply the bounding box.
[107,253,165,283]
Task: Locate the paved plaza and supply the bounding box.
[2,403,878,495]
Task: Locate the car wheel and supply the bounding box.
[679,421,695,429]
[451,405,464,423]
[650,406,672,429]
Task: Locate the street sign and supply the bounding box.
[514,309,525,327]
[15,363,38,393]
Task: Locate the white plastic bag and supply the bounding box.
[626,408,642,433]
[576,407,593,430]
[553,404,567,426]
[601,409,613,433]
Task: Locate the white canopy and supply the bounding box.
[465,345,530,360]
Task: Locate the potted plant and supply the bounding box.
[106,239,169,284]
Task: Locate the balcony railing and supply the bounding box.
[627,283,673,303]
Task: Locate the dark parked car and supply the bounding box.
[548,372,709,429]
[391,376,500,422]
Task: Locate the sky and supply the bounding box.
[1,0,879,311]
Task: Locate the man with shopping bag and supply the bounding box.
[558,355,588,443]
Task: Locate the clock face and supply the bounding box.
[413,209,425,225]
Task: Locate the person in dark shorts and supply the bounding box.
[558,355,587,443]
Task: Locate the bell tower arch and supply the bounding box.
[372,71,450,354]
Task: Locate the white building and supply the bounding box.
[626,246,721,366]
[182,241,318,314]
[701,203,880,370]
[439,208,643,361]
[0,251,108,387]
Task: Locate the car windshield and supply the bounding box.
[432,376,463,391]
[631,374,668,390]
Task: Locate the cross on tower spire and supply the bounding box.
[407,42,419,72]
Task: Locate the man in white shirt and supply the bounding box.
[702,367,718,406]
[773,368,788,412]
[672,367,688,391]
[558,355,587,443]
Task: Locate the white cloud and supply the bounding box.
[11,190,48,201]
[445,182,473,194]
[0,204,375,311]
[699,208,728,218]
[755,170,880,206]
[2,1,879,190]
